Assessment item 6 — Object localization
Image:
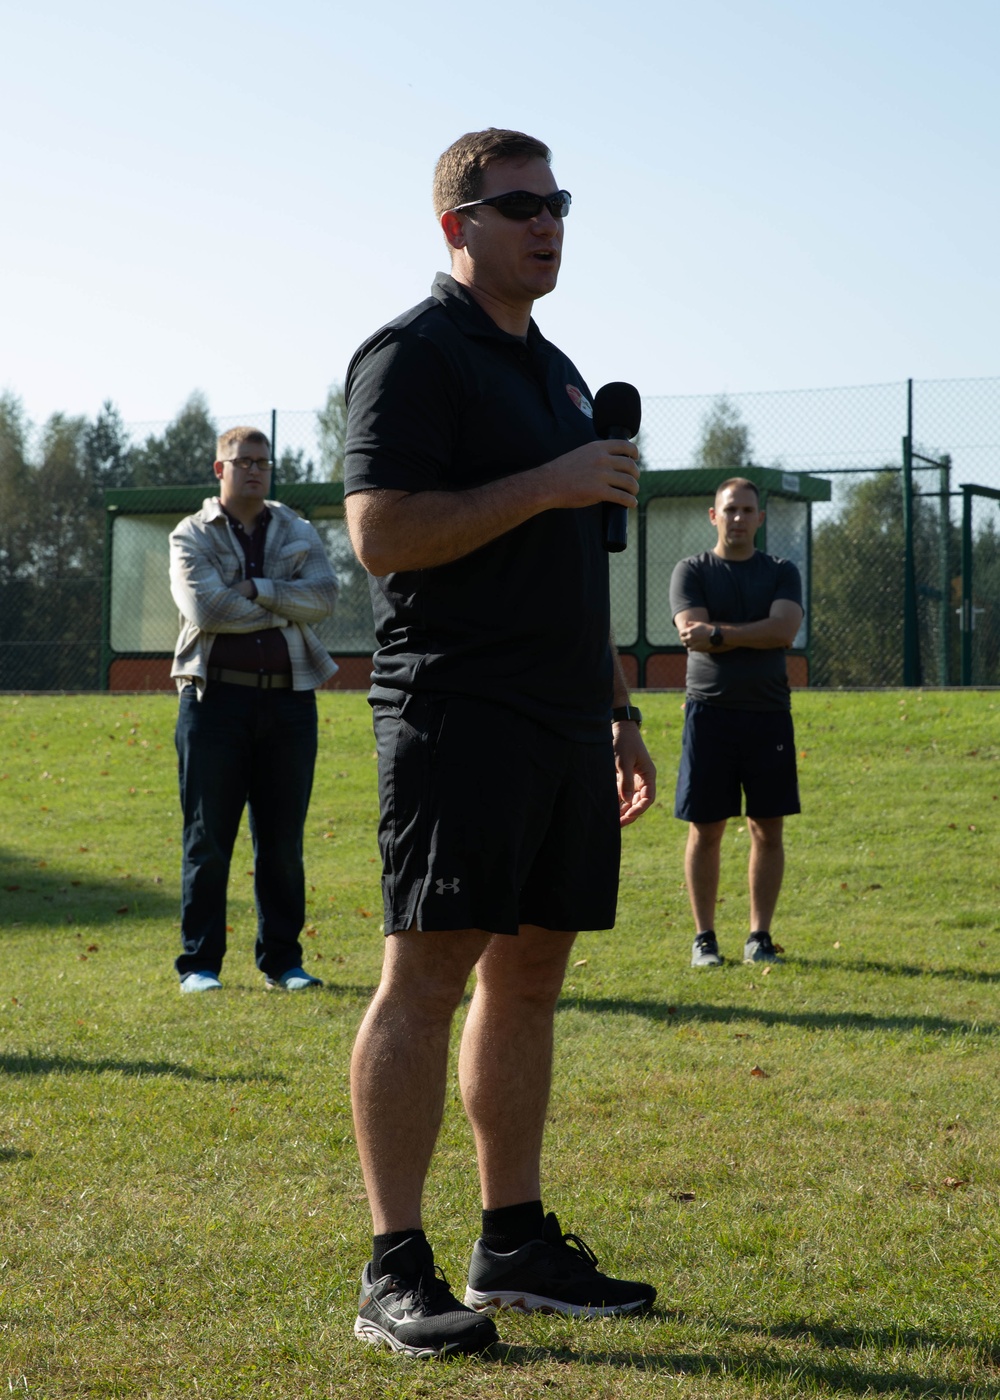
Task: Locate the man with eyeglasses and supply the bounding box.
[343,129,657,1359]
[169,426,338,994]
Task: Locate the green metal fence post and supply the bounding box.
[939,454,952,684]
[901,432,921,685]
[960,486,973,685]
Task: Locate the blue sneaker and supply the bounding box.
[265,967,323,991]
[180,971,222,993]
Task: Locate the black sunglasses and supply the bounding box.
[449,189,572,221]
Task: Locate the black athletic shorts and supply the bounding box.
[674,699,800,824]
[373,693,621,936]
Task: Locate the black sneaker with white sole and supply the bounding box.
[464,1212,656,1317]
[354,1236,498,1359]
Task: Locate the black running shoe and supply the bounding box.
[464,1212,656,1317]
[354,1236,499,1358]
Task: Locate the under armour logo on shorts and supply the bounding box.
[776,744,784,751]
[435,877,461,895]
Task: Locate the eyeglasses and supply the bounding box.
[223,457,273,471]
[449,189,572,221]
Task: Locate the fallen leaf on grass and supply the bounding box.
[943,1177,970,1190]
[573,958,588,968]
[115,906,128,915]
[355,908,372,918]
[669,1191,696,1202]
[762,965,772,976]
[833,939,841,948]
[86,944,99,953]
[749,1065,769,1078]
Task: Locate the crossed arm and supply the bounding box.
[676,599,803,652]
[169,527,337,633]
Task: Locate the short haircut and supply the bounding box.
[216,426,270,460]
[715,476,760,505]
[433,128,552,217]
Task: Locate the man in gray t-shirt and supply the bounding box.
[669,477,804,969]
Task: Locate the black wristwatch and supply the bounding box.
[709,625,724,648]
[612,705,642,728]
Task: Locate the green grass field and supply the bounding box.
[2,689,999,1398]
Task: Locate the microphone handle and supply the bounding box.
[602,423,633,554]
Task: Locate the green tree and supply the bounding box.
[317,383,348,481]
[131,392,217,488]
[811,471,944,686]
[694,396,751,473]
[83,400,134,505]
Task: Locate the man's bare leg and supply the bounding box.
[350,927,490,1234]
[747,816,785,932]
[458,926,576,1209]
[684,819,728,932]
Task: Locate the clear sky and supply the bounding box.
[2,0,997,432]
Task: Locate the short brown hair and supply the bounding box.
[432,128,552,217]
[715,476,760,505]
[216,426,270,460]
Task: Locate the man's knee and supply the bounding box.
[378,928,489,1019]
[747,817,784,850]
[474,927,575,1009]
[688,819,727,851]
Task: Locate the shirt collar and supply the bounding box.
[430,271,546,350]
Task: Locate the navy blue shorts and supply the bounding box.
[674,700,800,824]
[373,694,621,936]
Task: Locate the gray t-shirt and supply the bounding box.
[669,550,803,711]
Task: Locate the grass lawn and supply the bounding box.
[2,688,999,1398]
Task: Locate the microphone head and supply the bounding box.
[593,382,641,439]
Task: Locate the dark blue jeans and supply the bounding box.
[174,683,318,981]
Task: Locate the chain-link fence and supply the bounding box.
[2,379,998,691]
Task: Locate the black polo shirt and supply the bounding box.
[344,273,611,743]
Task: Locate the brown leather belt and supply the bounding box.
[207,667,293,690]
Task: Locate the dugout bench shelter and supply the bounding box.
[101,466,830,692]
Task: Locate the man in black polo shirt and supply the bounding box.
[343,128,657,1358]
[670,477,804,970]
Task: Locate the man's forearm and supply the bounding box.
[710,617,800,650]
[347,439,639,577]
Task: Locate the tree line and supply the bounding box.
[0,388,348,691]
[1,390,995,690]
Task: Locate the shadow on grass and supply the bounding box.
[493,1329,1000,1395]
[0,845,177,928]
[763,1316,1000,1361]
[559,997,999,1038]
[0,1052,284,1084]
[803,956,1000,984]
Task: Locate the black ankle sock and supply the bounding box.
[372,1228,428,1279]
[481,1200,545,1253]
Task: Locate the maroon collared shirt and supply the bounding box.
[209,506,291,674]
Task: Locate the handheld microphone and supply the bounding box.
[593,382,642,553]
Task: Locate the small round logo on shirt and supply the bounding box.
[566,385,593,417]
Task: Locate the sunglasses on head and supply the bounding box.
[449,189,572,221]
